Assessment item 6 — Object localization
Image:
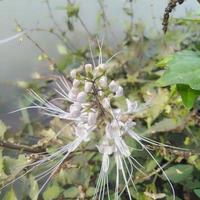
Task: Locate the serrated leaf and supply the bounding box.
[157,50,200,90]
[164,164,193,183]
[176,84,200,109]
[2,187,17,200]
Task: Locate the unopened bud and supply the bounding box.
[102,97,110,109]
[98,64,106,71]
[69,103,81,117]
[88,112,98,126]
[73,79,80,88]
[84,81,93,93]
[68,87,79,99]
[98,91,104,96]
[115,86,123,97]
[70,69,77,79]
[109,80,119,93]
[77,91,87,103]
[85,64,93,73]
[99,76,107,88]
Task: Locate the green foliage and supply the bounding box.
[176,84,200,109]
[2,187,17,200]
[157,50,200,108]
[66,3,79,18]
[63,187,79,198]
[164,164,194,183]
[43,184,63,200]
[194,189,200,198]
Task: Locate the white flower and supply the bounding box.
[102,97,110,109]
[69,102,82,118]
[85,63,93,73]
[109,80,119,93]
[84,81,93,93]
[88,112,98,126]
[126,98,138,113]
[8,61,176,200]
[68,87,79,99]
[98,63,106,71]
[99,76,107,88]
[77,91,87,103]
[115,85,123,97]
[72,79,80,88]
[70,69,77,78]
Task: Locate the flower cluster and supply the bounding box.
[3,61,177,200]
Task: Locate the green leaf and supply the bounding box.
[164,164,193,183]
[144,89,169,126]
[29,175,39,200]
[66,3,79,17]
[148,118,182,134]
[2,187,17,200]
[176,84,200,109]
[43,184,63,200]
[63,187,79,198]
[86,187,96,197]
[157,50,200,90]
[0,150,7,180]
[194,189,200,198]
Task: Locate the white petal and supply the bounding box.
[109,80,119,93]
[88,112,98,126]
[72,79,80,88]
[99,76,107,88]
[84,81,93,93]
[70,69,77,79]
[115,86,123,97]
[77,91,87,103]
[102,97,110,109]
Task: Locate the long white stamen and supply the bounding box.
[0,32,25,44]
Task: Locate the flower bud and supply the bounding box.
[70,69,77,79]
[73,79,80,88]
[109,80,119,93]
[126,99,138,113]
[84,81,93,93]
[69,103,81,117]
[98,64,106,71]
[85,64,93,73]
[115,86,123,97]
[77,91,87,103]
[99,76,107,88]
[102,97,110,109]
[68,87,79,99]
[88,112,98,126]
[98,91,104,96]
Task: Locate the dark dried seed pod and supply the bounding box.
[162,0,186,33]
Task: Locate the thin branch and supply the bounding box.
[45,0,75,51]
[0,140,45,153]
[15,20,57,68]
[67,0,94,40]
